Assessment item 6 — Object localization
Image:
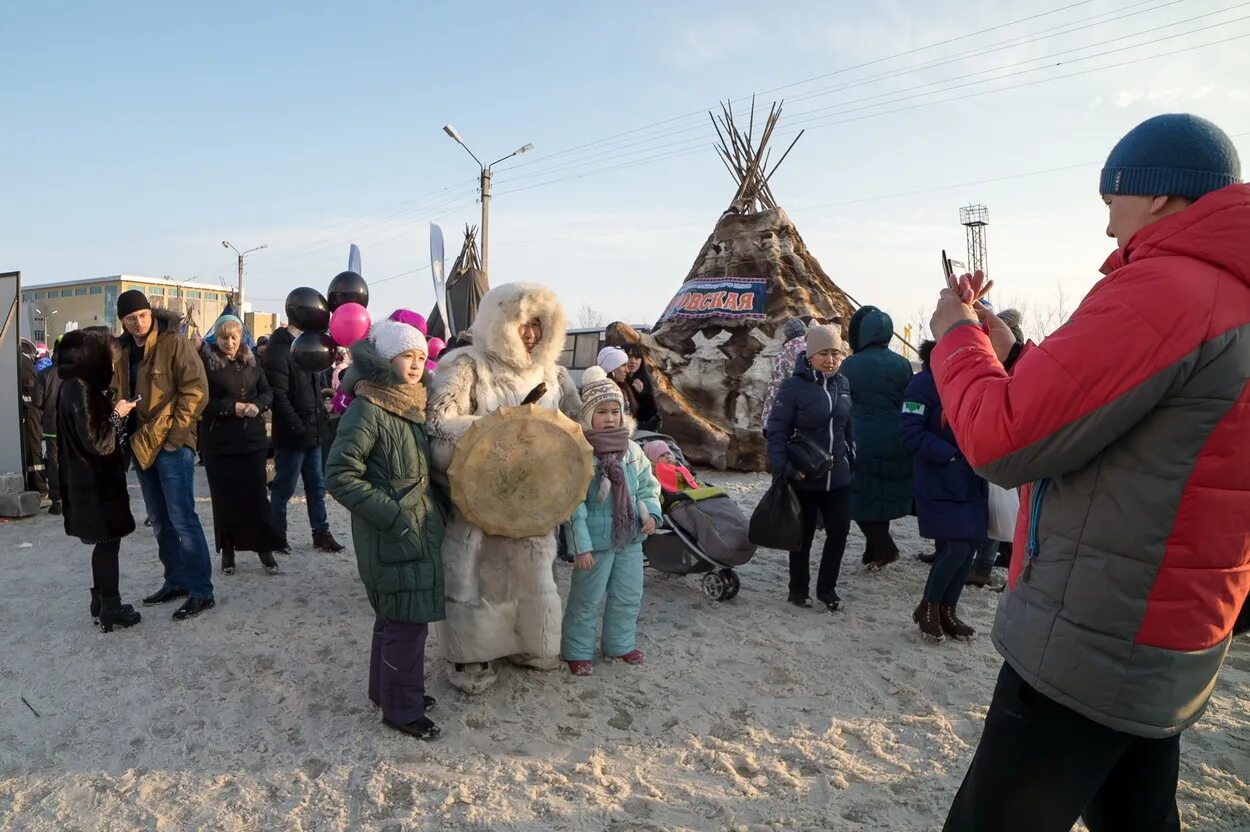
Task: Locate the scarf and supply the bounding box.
[356,380,427,423]
[585,426,635,551]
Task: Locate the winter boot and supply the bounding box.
[788,594,813,609]
[99,596,142,633]
[221,547,236,575]
[89,588,101,624]
[384,716,441,740]
[313,531,345,552]
[258,551,280,574]
[912,601,945,643]
[49,500,62,516]
[940,604,977,640]
[964,566,992,588]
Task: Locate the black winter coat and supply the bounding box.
[765,354,855,492]
[200,342,273,455]
[57,378,135,543]
[627,367,660,430]
[37,363,63,437]
[265,327,328,450]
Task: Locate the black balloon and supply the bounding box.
[285,287,331,331]
[327,270,369,311]
[291,331,336,373]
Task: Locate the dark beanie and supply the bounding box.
[1100,114,1241,200]
[116,289,152,319]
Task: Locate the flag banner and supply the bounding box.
[348,243,361,275]
[657,277,769,324]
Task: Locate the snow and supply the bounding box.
[0,470,1246,830]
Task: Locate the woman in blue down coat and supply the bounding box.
[765,324,855,613]
[898,341,987,643]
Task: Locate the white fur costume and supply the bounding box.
[427,283,581,693]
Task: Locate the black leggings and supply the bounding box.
[91,540,120,598]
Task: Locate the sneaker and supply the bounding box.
[567,660,594,676]
[312,531,345,553]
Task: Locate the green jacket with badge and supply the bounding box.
[325,339,445,624]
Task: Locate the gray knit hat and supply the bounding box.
[805,324,844,356]
[783,317,807,341]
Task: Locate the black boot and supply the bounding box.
[49,500,62,516]
[89,588,101,624]
[313,531,345,552]
[221,547,236,575]
[172,597,216,621]
[143,586,189,605]
[99,596,142,633]
[258,551,280,574]
[384,716,441,740]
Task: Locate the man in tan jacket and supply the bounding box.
[116,289,215,621]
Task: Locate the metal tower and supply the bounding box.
[960,204,989,276]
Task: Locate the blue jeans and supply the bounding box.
[135,446,214,599]
[924,539,975,605]
[270,446,329,538]
[972,537,998,573]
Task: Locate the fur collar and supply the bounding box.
[357,380,427,423]
[200,341,257,371]
[468,282,568,372]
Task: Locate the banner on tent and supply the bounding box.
[657,277,768,324]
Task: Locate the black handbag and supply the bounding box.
[787,430,837,479]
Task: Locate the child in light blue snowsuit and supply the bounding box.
[562,366,662,677]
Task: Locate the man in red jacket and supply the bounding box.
[929,114,1248,831]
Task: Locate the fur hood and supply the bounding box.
[200,340,257,372]
[468,282,568,372]
[151,308,185,336]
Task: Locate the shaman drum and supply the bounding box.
[446,404,594,539]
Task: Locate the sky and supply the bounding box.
[3,0,1248,339]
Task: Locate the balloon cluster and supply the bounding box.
[286,270,370,372]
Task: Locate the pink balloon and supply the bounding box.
[426,337,446,359]
[425,359,438,374]
[329,303,371,346]
[389,308,427,335]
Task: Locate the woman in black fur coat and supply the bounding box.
[56,327,141,632]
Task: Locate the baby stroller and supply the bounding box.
[634,431,757,602]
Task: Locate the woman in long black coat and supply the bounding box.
[56,327,142,632]
[622,343,661,432]
[200,316,283,575]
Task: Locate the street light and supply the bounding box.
[33,307,59,341]
[442,124,534,278]
[222,240,268,308]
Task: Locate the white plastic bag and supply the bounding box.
[988,483,1020,543]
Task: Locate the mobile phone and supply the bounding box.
[129,394,142,403]
[941,250,954,286]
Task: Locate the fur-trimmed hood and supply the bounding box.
[200,340,257,372]
[468,282,568,372]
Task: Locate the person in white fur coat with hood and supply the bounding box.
[426,282,582,694]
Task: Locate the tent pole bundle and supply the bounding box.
[711,98,805,215]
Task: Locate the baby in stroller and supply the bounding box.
[642,440,703,492]
[634,432,757,602]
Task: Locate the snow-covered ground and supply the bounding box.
[0,469,1246,831]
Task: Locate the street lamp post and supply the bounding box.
[221,240,268,308]
[34,308,59,342]
[442,125,533,279]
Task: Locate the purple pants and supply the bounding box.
[368,616,429,724]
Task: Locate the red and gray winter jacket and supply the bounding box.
[932,183,1250,738]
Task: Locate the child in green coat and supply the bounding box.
[326,319,446,740]
[562,366,663,677]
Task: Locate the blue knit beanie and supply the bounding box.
[1100,114,1240,200]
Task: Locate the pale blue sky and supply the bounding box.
[3,0,1248,335]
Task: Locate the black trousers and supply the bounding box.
[44,438,60,502]
[789,487,851,601]
[857,520,899,564]
[944,662,1181,832]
